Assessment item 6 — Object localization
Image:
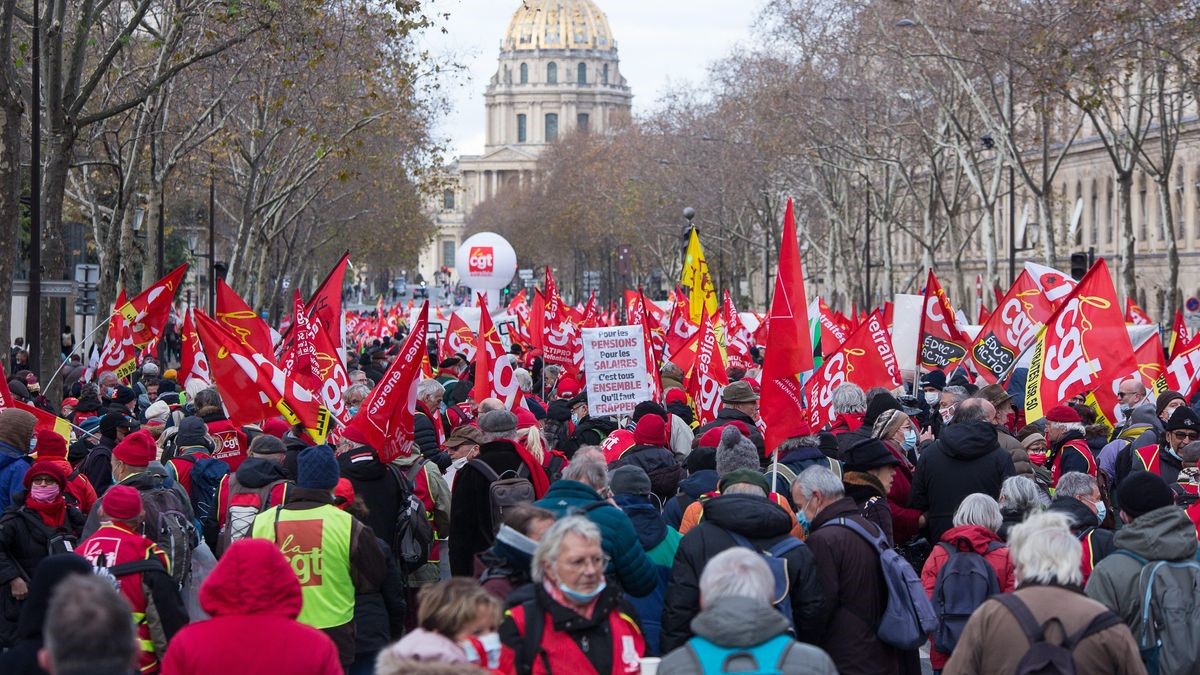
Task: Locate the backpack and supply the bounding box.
[727,531,805,628]
[217,475,286,556]
[387,461,436,574]
[468,459,536,536]
[139,485,197,588]
[686,634,793,675]
[933,539,1003,653]
[993,593,1123,675]
[173,452,229,539]
[824,516,938,650]
[1110,549,1200,675]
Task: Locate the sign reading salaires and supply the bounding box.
[581,326,651,418]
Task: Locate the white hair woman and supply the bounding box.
[499,516,645,672]
[998,474,1045,540]
[919,493,1016,671]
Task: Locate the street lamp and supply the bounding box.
[680,207,696,282]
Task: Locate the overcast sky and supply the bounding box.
[422,0,766,158]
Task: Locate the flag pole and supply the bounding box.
[47,310,119,389]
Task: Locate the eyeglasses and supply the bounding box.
[1173,430,1199,441]
[1119,391,1144,399]
[559,554,610,572]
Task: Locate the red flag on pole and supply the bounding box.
[345,303,429,463]
[1125,297,1153,325]
[687,309,727,426]
[0,363,70,440]
[281,291,351,427]
[918,269,970,374]
[804,310,902,431]
[1132,332,1168,391]
[760,198,815,454]
[177,308,211,388]
[216,278,275,357]
[98,291,137,380]
[118,264,187,347]
[473,295,525,409]
[1170,309,1194,358]
[963,270,1053,385]
[721,291,754,370]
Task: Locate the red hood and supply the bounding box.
[200,538,302,619]
[938,524,1003,554]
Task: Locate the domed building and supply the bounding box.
[418,0,633,286]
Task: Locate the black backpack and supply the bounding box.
[469,459,536,536]
[932,540,1003,653]
[994,593,1123,674]
[387,461,435,574]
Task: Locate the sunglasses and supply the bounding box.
[1173,430,1199,441]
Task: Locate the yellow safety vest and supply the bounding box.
[252,503,354,628]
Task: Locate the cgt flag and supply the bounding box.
[216,278,275,357]
[119,264,187,347]
[473,295,525,409]
[721,290,754,371]
[686,309,727,426]
[803,310,901,431]
[176,308,212,388]
[441,312,477,363]
[1024,259,1136,423]
[964,270,1054,384]
[98,291,137,380]
[281,291,351,427]
[680,228,718,324]
[1125,298,1153,326]
[345,302,429,463]
[759,198,815,454]
[918,269,970,374]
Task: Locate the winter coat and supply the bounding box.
[353,538,407,656]
[213,457,291,547]
[765,443,843,496]
[920,524,1016,670]
[0,496,86,647]
[534,479,657,597]
[666,402,694,427]
[560,415,619,459]
[393,454,451,586]
[449,439,534,577]
[944,584,1144,675]
[658,596,837,675]
[609,444,683,503]
[414,405,452,471]
[200,412,250,472]
[615,493,682,656]
[882,442,922,547]
[160,538,342,675]
[996,426,1033,476]
[998,503,1034,541]
[909,420,1016,542]
[806,497,904,675]
[691,408,764,454]
[81,466,195,541]
[0,442,29,511]
[338,446,402,545]
[843,471,895,546]
[1085,505,1199,639]
[664,469,717,531]
[79,436,118,496]
[661,493,824,652]
[385,627,470,664]
[1047,495,1115,584]
[0,553,91,675]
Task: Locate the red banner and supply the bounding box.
[441,312,477,363]
[918,269,970,374]
[541,269,582,377]
[119,264,187,348]
[803,310,901,431]
[721,290,754,370]
[473,296,524,409]
[177,308,212,388]
[1125,297,1153,325]
[345,303,429,463]
[816,297,848,357]
[1132,332,1168,391]
[215,278,275,358]
[281,292,351,427]
[1170,309,1194,358]
[98,291,137,380]
[686,309,727,426]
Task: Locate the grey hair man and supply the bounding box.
[413,378,452,471]
[1046,472,1113,582]
[658,548,837,675]
[39,574,138,675]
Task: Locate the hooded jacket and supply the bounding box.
[909,420,1016,542]
[842,471,895,546]
[1047,495,1115,583]
[160,538,342,675]
[919,524,1016,670]
[616,493,682,656]
[664,469,718,531]
[1085,505,1199,637]
[337,447,402,545]
[658,596,837,675]
[534,479,657,597]
[0,495,87,647]
[661,493,824,652]
[0,442,29,513]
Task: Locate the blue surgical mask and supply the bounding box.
[796,510,810,537]
[571,413,580,425]
[902,429,917,452]
[559,578,606,604]
[1094,500,1107,523]
[348,405,360,417]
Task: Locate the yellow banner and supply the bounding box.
[680,229,717,324]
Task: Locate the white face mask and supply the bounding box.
[924,392,940,406]
[461,632,501,669]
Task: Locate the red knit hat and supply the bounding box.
[601,428,636,464]
[34,428,68,460]
[113,429,157,466]
[556,377,581,399]
[664,388,688,405]
[698,421,753,448]
[633,414,668,447]
[1045,405,1081,423]
[102,485,142,520]
[23,459,67,489]
[514,406,538,430]
[262,418,291,439]
[333,478,355,510]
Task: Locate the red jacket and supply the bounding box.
[500,586,644,674]
[160,538,341,675]
[920,524,1016,670]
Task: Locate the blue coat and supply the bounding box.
[0,443,30,512]
[617,494,681,656]
[534,479,657,597]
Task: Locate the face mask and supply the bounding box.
[571,413,580,425]
[450,456,469,471]
[796,509,810,537]
[28,436,37,452]
[348,405,360,417]
[940,406,955,424]
[461,632,501,669]
[1094,500,1107,523]
[30,484,60,503]
[902,429,918,451]
[924,392,940,405]
[559,578,606,604]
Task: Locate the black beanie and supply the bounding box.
[1117,471,1175,519]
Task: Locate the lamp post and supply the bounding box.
[679,206,696,282]
[27,0,41,370]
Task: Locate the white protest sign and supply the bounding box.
[582,325,651,418]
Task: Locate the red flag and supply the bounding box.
[977,305,991,325]
[507,289,532,347]
[963,270,1053,384]
[441,313,477,363]
[580,292,599,329]
[0,363,70,441]
[1125,297,1153,325]
[686,309,727,426]
[118,264,187,347]
[98,291,137,380]
[177,308,212,388]
[664,291,699,367]
[1132,332,1168,390]
[1170,309,1194,358]
[306,252,350,347]
[195,310,329,443]
[636,291,663,401]
[803,310,902,431]
[1165,338,1200,399]
[473,296,525,409]
[918,269,970,374]
[1023,259,1136,422]
[215,278,275,357]
[760,198,815,453]
[721,291,754,370]
[541,269,582,377]
[345,303,429,463]
[530,289,546,352]
[281,292,351,427]
[816,297,848,357]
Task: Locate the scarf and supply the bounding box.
[25,492,67,529]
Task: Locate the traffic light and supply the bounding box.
[1069,252,1089,281]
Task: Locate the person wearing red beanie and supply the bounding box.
[1044,404,1097,484]
[35,428,97,514]
[610,414,684,503]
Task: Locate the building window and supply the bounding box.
[442,189,454,210]
[517,114,527,142]
[547,62,557,84]
[1090,181,1098,246]
[545,113,558,142]
[577,112,589,131]
[1139,182,1148,241]
[577,62,587,84]
[1177,170,1186,239]
[1106,186,1114,243]
[519,63,528,84]
[441,240,455,268]
[602,64,609,84]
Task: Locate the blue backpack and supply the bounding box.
[726,532,804,627]
[932,539,1003,653]
[824,517,938,650]
[176,453,229,538]
[687,634,792,675]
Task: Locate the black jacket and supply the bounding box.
[661,493,824,652]
[1047,495,1115,569]
[560,415,618,459]
[663,469,718,530]
[338,447,402,545]
[414,408,452,471]
[692,408,765,454]
[80,436,118,496]
[448,439,528,576]
[0,498,87,647]
[352,538,407,654]
[609,444,683,503]
[909,420,1016,542]
[666,401,694,426]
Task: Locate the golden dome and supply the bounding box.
[503,0,615,52]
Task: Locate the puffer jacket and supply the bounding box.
[160,538,342,675]
[996,426,1033,475]
[909,420,1016,542]
[661,493,824,652]
[534,479,656,597]
[1085,505,1199,638]
[658,596,837,675]
[0,443,29,512]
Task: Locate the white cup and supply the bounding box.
[640,656,661,675]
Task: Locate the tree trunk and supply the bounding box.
[141,176,165,288]
[981,203,997,291]
[1037,193,1057,267]
[0,95,20,357]
[1157,176,1179,321]
[39,131,74,400]
[1117,171,1137,302]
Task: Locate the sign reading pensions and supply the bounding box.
[582,326,651,418]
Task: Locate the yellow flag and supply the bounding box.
[680,229,717,324]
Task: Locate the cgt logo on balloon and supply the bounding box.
[468,246,494,275]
